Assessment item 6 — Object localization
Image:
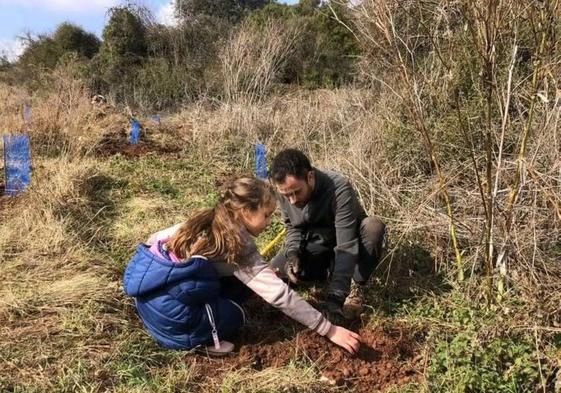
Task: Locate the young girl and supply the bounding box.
[123,176,361,356]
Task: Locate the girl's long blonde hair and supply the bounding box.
[167,176,275,263]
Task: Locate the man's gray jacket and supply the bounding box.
[278,168,367,301]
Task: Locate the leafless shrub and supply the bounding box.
[337,0,560,306]
[220,19,301,103]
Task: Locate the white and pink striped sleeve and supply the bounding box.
[235,249,332,336]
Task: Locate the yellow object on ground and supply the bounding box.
[259,227,287,259]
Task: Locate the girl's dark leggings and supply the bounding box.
[219,276,253,305]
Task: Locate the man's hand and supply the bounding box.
[326,325,362,355]
[286,254,301,284]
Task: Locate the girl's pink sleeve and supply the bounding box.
[234,243,332,336]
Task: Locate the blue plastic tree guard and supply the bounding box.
[255,143,267,179]
[23,104,31,123]
[149,114,161,125]
[130,119,141,145]
[3,134,31,196]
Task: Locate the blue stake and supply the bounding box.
[3,134,31,196]
[255,143,267,179]
[130,119,141,145]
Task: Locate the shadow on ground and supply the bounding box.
[371,240,452,315]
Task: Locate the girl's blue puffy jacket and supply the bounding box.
[123,244,245,350]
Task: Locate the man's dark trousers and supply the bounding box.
[270,217,386,285]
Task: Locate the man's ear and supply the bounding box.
[307,169,315,185]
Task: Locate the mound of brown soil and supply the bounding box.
[95,129,180,158]
[235,326,421,392]
[196,298,424,392]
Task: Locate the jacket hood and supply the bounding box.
[123,244,216,297]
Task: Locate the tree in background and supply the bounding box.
[18,23,100,70]
[139,16,228,108]
[249,0,360,87]
[303,2,359,87]
[92,6,148,101]
[176,0,271,23]
[52,23,101,60]
[0,55,11,73]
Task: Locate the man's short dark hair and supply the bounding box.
[270,149,312,182]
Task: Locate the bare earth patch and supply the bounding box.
[95,128,181,158]
[191,298,424,392]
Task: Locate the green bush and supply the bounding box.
[92,6,148,101]
[429,333,541,392]
[249,1,360,88]
[176,0,270,24]
[18,23,100,70]
[132,58,192,110]
[0,55,12,72]
[396,290,550,393]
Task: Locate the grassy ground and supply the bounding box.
[0,83,559,392]
[0,144,335,392]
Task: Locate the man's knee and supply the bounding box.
[360,217,387,256]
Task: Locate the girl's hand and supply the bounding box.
[325,325,362,355]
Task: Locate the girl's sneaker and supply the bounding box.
[196,341,235,357]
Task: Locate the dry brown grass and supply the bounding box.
[221,19,301,103]
[0,63,128,159]
[0,74,132,390]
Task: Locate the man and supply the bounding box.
[269,148,386,320]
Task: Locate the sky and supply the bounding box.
[0,0,298,61]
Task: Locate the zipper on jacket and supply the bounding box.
[204,304,221,349]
